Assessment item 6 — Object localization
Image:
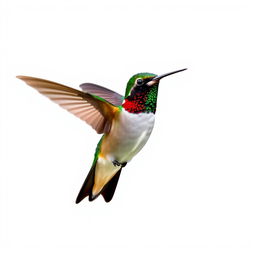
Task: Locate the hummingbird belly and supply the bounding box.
[101,109,155,163]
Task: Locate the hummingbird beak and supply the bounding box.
[147,68,187,86]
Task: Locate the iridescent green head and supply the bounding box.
[124,69,187,98]
[125,73,156,98]
[122,69,187,114]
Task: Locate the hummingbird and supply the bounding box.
[17,68,186,203]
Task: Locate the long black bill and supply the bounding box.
[153,68,187,81]
[147,68,187,86]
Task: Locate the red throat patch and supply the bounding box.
[122,99,145,113]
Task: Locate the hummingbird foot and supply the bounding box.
[112,160,127,168]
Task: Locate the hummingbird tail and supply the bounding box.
[75,162,122,204]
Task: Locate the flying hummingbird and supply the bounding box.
[17,69,186,203]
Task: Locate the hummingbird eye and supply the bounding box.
[136,78,143,85]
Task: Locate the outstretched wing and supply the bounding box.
[17,76,118,134]
[79,83,123,106]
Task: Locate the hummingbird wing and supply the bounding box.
[79,83,124,106]
[17,76,118,134]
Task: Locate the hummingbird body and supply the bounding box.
[17,69,186,203]
[92,110,155,197]
[102,107,156,163]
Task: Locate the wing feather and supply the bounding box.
[17,76,118,134]
[79,83,123,106]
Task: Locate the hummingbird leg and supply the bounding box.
[112,160,127,168]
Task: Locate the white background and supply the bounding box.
[1,0,256,255]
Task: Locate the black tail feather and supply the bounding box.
[75,163,96,204]
[101,169,122,202]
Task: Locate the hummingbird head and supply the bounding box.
[124,69,187,98]
[123,69,187,114]
[124,73,157,98]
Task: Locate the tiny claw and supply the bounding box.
[112,160,127,168]
[112,160,121,167]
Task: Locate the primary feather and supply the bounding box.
[17,76,118,134]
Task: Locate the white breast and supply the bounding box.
[103,110,155,163]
